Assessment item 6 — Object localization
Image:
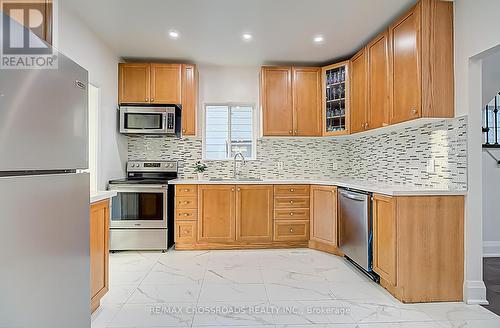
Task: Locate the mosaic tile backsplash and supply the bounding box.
[127,116,468,190]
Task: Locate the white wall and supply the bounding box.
[454,0,500,304]
[57,3,126,190]
[482,50,500,107]
[197,65,260,136]
[482,149,500,256]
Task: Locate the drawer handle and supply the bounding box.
[183,201,189,204]
[289,200,294,204]
[184,189,189,192]
[290,212,294,216]
[289,228,294,233]
[183,213,190,216]
[290,188,294,192]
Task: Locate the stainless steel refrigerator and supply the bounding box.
[0,13,91,328]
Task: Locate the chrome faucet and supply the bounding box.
[233,152,246,179]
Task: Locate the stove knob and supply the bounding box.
[130,164,135,168]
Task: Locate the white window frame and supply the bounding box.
[202,102,257,161]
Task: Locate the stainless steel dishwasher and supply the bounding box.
[338,188,378,281]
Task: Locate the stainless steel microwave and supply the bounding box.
[119,106,181,136]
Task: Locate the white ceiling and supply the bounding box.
[62,0,416,66]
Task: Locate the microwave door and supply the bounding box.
[121,112,166,134]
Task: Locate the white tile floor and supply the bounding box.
[92,248,500,328]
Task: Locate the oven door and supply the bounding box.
[119,108,167,134]
[110,185,167,228]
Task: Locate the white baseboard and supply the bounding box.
[483,241,500,257]
[464,280,488,305]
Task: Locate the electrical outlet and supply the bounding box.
[277,162,284,171]
[332,162,338,171]
[426,159,435,173]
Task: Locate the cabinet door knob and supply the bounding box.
[145,98,149,102]
[150,98,154,102]
[289,130,293,134]
[289,228,294,233]
[294,130,298,135]
[290,212,294,216]
[237,188,241,192]
[289,200,294,204]
[182,129,186,133]
[365,123,369,129]
[290,188,294,192]
[231,188,235,192]
[411,108,417,114]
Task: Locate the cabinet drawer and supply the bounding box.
[176,197,197,209]
[273,220,309,241]
[176,185,198,197]
[175,221,197,243]
[274,197,310,208]
[274,185,310,196]
[274,209,310,220]
[175,209,197,221]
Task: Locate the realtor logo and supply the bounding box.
[1,0,57,69]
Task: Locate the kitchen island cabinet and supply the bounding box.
[373,194,464,303]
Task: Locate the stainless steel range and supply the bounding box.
[108,161,178,251]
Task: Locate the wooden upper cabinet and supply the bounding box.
[181,64,198,135]
[349,49,368,134]
[261,67,294,136]
[389,0,454,124]
[292,67,321,136]
[367,31,390,130]
[372,194,397,286]
[198,185,236,242]
[150,64,182,104]
[90,200,109,313]
[310,185,337,246]
[389,3,421,124]
[118,63,150,104]
[236,185,273,242]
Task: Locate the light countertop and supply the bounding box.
[168,178,467,196]
[90,190,117,204]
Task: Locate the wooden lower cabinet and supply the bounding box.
[90,199,110,313]
[175,184,309,249]
[309,186,338,246]
[236,185,273,242]
[372,194,397,286]
[274,220,309,241]
[373,194,464,303]
[198,185,236,243]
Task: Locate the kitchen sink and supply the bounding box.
[209,177,263,182]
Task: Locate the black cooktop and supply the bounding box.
[108,178,173,185]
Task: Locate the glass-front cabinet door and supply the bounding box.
[322,61,350,135]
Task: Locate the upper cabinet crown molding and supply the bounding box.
[118,62,198,135]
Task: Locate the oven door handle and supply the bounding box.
[110,184,168,190]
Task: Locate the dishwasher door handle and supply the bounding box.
[339,191,367,202]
